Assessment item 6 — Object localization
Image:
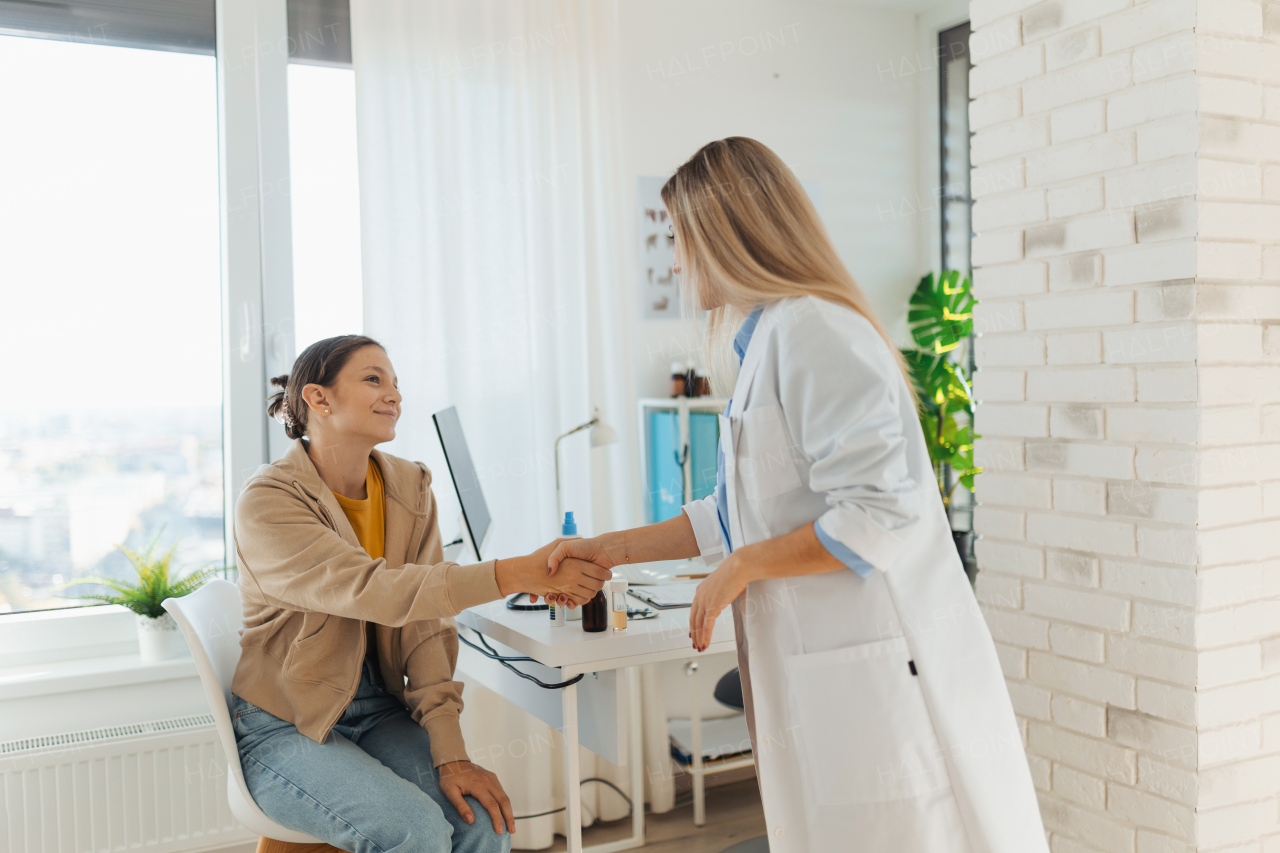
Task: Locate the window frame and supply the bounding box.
[938,20,973,279]
[937,19,976,548]
[914,0,972,279]
[912,0,974,567]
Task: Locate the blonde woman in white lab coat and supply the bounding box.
[547,137,1048,853]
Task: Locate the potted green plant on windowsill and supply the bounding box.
[901,269,980,577]
[54,532,222,662]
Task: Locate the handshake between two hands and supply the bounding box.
[511,536,614,608]
[498,534,747,652]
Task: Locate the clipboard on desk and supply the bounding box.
[627,581,700,610]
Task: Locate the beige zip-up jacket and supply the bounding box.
[229,438,501,766]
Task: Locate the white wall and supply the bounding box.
[612,0,929,529]
[616,0,925,400]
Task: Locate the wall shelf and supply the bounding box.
[636,397,729,522]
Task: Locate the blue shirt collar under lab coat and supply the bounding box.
[733,305,765,365]
[717,304,765,556]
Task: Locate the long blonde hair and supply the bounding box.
[660,137,910,396]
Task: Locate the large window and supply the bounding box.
[938,21,975,567]
[289,62,364,350]
[0,0,363,617]
[287,0,363,350]
[0,35,224,614]
[939,21,973,277]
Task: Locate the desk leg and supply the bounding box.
[562,680,583,853]
[576,667,646,853]
[690,661,706,826]
[628,665,645,847]
[570,666,650,850]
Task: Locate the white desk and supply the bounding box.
[456,592,737,853]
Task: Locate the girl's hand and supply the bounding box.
[438,760,515,834]
[689,556,751,652]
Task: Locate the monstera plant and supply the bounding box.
[901,269,980,511]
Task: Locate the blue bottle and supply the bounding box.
[550,512,578,626]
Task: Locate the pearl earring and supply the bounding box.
[325,409,330,414]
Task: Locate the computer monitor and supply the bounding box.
[432,406,492,562]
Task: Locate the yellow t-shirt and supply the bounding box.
[332,458,385,657]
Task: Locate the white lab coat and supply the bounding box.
[682,296,1048,853]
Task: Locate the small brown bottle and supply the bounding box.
[670,362,685,398]
[582,589,608,632]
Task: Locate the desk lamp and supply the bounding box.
[554,407,617,526]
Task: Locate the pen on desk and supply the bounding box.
[673,573,710,579]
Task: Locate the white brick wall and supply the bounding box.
[970,0,1280,849]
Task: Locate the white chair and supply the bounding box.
[163,579,323,844]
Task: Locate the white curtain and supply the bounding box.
[350,2,664,847]
[351,0,637,549]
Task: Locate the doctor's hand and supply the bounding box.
[547,536,619,573]
[689,555,751,652]
[545,536,620,608]
[438,760,515,835]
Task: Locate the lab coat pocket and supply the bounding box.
[737,403,802,500]
[785,636,950,807]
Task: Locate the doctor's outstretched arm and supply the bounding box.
[545,512,702,581]
[546,513,846,651]
[546,509,848,652]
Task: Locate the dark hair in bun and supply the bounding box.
[266,335,385,440]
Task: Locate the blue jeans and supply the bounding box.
[231,655,511,853]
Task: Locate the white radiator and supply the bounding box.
[0,715,257,853]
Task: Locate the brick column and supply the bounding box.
[969,0,1280,850]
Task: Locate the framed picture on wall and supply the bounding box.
[637,173,822,321]
[638,175,680,320]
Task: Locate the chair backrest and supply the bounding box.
[163,579,323,844]
[714,668,745,712]
[163,578,245,708]
[162,578,254,803]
